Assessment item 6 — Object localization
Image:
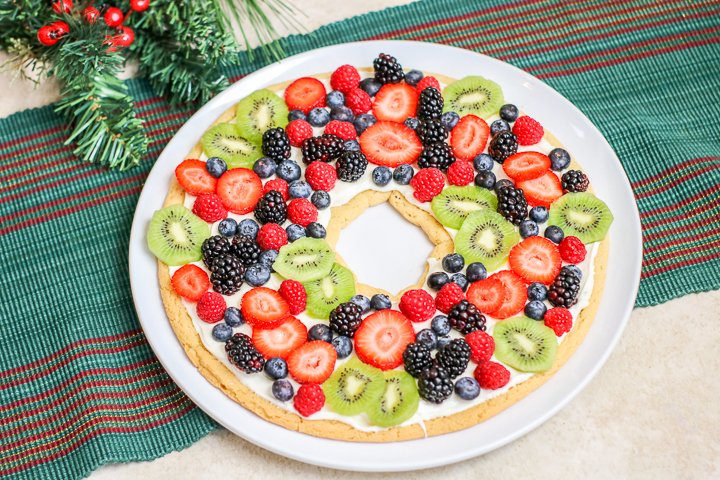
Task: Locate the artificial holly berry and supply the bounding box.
[52,21,69,37]
[38,26,58,46]
[130,0,150,11]
[104,7,124,27]
[83,7,100,23]
[52,0,73,14]
[112,26,134,47]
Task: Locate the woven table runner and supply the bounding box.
[1,0,718,478]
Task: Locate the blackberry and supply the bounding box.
[418,142,456,172]
[373,53,404,85]
[496,185,528,226]
[447,300,486,335]
[328,302,363,337]
[254,190,287,225]
[416,87,443,122]
[230,234,262,266]
[561,169,589,193]
[402,342,434,378]
[488,130,518,163]
[261,127,291,162]
[201,235,232,270]
[417,365,453,404]
[225,333,265,374]
[415,119,448,146]
[435,339,471,378]
[209,254,245,295]
[301,134,345,165]
[336,151,368,182]
[548,267,581,308]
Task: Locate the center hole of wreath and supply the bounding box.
[335,202,435,295]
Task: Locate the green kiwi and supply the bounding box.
[548,192,613,244]
[273,237,335,282]
[493,316,557,373]
[322,358,385,416]
[201,123,262,169]
[431,186,498,230]
[146,204,210,266]
[442,76,505,119]
[454,210,519,271]
[235,89,289,144]
[366,370,420,428]
[302,263,356,319]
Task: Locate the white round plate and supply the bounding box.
[129,40,642,472]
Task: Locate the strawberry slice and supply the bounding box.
[354,310,415,370]
[175,159,217,195]
[216,168,263,214]
[450,115,489,160]
[502,151,551,181]
[284,77,326,114]
[171,264,210,301]
[287,340,337,384]
[508,236,562,284]
[488,270,528,319]
[241,287,290,329]
[359,121,422,167]
[371,84,417,123]
[516,170,562,208]
[466,277,508,315]
[252,316,307,360]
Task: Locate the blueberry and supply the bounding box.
[205,157,227,178]
[442,253,465,273]
[431,315,451,336]
[372,166,392,186]
[308,107,330,127]
[218,218,237,237]
[544,225,564,244]
[474,171,496,189]
[245,263,271,287]
[288,109,306,122]
[404,69,424,87]
[527,282,548,301]
[494,178,514,192]
[549,148,571,171]
[252,157,276,179]
[393,164,414,185]
[499,104,519,122]
[353,113,377,136]
[211,323,233,342]
[490,119,511,136]
[466,262,487,282]
[330,105,353,122]
[524,300,547,320]
[473,153,494,172]
[276,160,302,182]
[258,249,278,272]
[238,218,259,240]
[326,90,345,108]
[529,206,549,223]
[308,323,332,343]
[350,294,371,314]
[441,111,460,131]
[331,336,353,358]
[427,271,450,291]
[519,220,539,238]
[403,118,419,130]
[454,377,481,400]
[436,335,452,350]
[344,139,360,151]
[564,265,582,280]
[264,357,288,380]
[306,222,326,239]
[310,190,331,210]
[451,273,469,292]
[286,223,306,242]
[359,77,382,97]
[272,379,294,402]
[371,294,392,311]
[416,329,438,350]
[224,307,244,327]
[288,180,312,199]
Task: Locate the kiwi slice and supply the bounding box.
[236,89,289,144]
[146,204,210,266]
[548,192,614,244]
[303,263,356,319]
[455,210,519,271]
[493,316,557,373]
[366,370,419,428]
[431,186,498,230]
[201,123,262,169]
[442,76,505,119]
[273,237,335,282]
[322,357,384,416]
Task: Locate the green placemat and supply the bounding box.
[1,0,719,478]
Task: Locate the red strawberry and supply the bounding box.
[371,84,417,123]
[171,264,210,301]
[196,291,226,324]
[216,168,263,214]
[447,160,475,186]
[286,119,313,147]
[354,310,415,370]
[399,289,436,323]
[324,120,357,140]
[474,360,510,390]
[502,151,551,181]
[487,270,527,319]
[294,383,325,417]
[450,115,489,160]
[252,316,307,360]
[512,116,544,146]
[278,279,306,315]
[192,194,227,223]
[410,167,445,202]
[175,159,217,195]
[287,198,318,227]
[435,282,465,314]
[241,287,290,329]
[345,88,372,115]
[304,160,337,191]
[508,236,562,284]
[559,236,587,264]
[264,178,289,201]
[415,76,440,94]
[466,277,508,314]
[359,121,422,167]
[465,331,495,363]
[284,77,326,114]
[544,307,573,336]
[256,223,287,251]
[287,340,337,384]
[330,65,361,94]
[516,171,562,208]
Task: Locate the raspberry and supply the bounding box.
[192,194,227,223]
[399,289,436,323]
[409,167,446,203]
[286,119,313,147]
[256,223,288,251]
[287,198,318,227]
[435,283,465,314]
[447,160,475,186]
[415,76,440,94]
[278,279,307,315]
[324,120,357,140]
[304,160,337,191]
[544,307,573,336]
[345,88,372,115]
[559,236,587,263]
[473,360,510,390]
[512,116,544,146]
[196,292,226,324]
[465,330,495,363]
[294,383,325,417]
[330,65,361,94]
[264,178,288,201]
